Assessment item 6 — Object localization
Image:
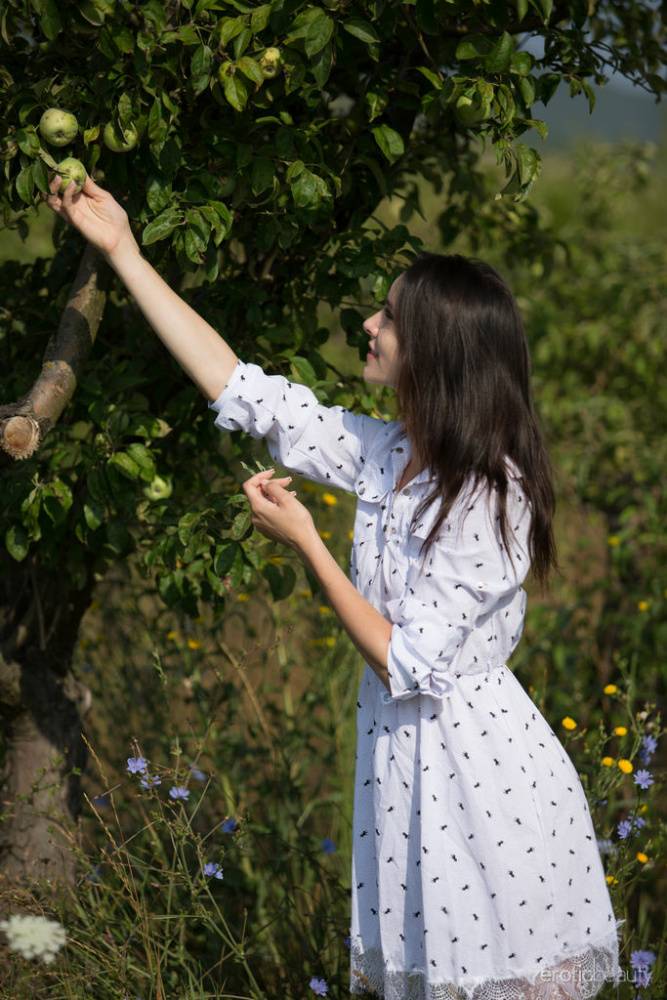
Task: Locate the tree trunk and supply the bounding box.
[0,556,94,886]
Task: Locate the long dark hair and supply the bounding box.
[393,251,559,593]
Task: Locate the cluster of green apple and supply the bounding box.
[38,107,139,194]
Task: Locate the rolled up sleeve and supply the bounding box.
[381,484,531,704]
[208,358,387,493]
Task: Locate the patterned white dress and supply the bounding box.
[209,358,625,1000]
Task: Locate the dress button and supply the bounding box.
[391,527,397,535]
[358,486,365,495]
[403,488,411,497]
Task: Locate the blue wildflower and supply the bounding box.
[639,735,657,764]
[309,977,329,996]
[127,756,148,775]
[630,949,656,988]
[617,818,633,839]
[169,786,190,801]
[203,862,224,880]
[344,935,351,949]
[633,816,646,830]
[220,817,238,833]
[140,774,162,790]
[321,837,336,854]
[596,837,615,855]
[92,794,110,808]
[189,763,207,782]
[633,769,654,790]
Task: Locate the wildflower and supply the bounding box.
[318,605,332,615]
[347,530,354,541]
[639,734,657,764]
[637,600,650,612]
[189,763,207,782]
[237,593,249,602]
[322,493,337,506]
[605,874,619,885]
[633,769,654,791]
[166,630,179,641]
[0,914,67,965]
[318,530,332,540]
[92,794,110,808]
[561,716,577,730]
[603,683,618,694]
[221,817,238,833]
[617,819,634,839]
[613,725,627,736]
[299,589,311,598]
[309,977,329,996]
[618,758,633,774]
[601,757,614,767]
[344,934,351,949]
[321,837,337,854]
[140,774,162,790]
[203,862,224,880]
[630,950,656,988]
[126,756,148,775]
[607,535,620,546]
[596,838,615,855]
[187,638,201,650]
[324,637,336,648]
[636,851,649,863]
[633,816,647,830]
[169,786,190,801]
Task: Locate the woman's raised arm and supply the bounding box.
[44,173,239,402]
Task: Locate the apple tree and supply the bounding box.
[0,0,665,885]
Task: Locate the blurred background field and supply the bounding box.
[2,89,666,998]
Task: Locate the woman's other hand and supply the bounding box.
[44,172,139,260]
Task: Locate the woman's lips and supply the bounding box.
[366,351,378,359]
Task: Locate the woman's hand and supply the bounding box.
[243,469,317,551]
[44,172,139,260]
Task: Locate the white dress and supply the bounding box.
[209,359,625,1000]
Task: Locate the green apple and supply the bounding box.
[454,94,488,127]
[102,121,139,153]
[259,47,282,79]
[55,157,87,193]
[39,108,79,146]
[143,475,173,501]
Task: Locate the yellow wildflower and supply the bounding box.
[601,757,614,767]
[605,874,619,885]
[637,600,650,612]
[636,852,649,864]
[639,803,648,814]
[187,639,201,651]
[301,482,316,493]
[319,530,332,540]
[324,637,336,648]
[613,725,627,736]
[607,535,620,546]
[237,593,249,602]
[299,589,311,598]
[167,630,179,642]
[603,683,618,695]
[561,717,577,730]
[318,605,332,615]
[618,758,633,774]
[348,530,354,541]
[322,493,338,506]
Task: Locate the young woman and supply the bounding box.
[45,175,624,1000]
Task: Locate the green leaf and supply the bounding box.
[39,0,63,38]
[229,509,252,540]
[519,76,536,107]
[372,124,404,165]
[233,27,252,59]
[15,164,34,205]
[190,44,213,96]
[141,206,183,245]
[290,168,329,208]
[126,443,156,482]
[218,15,246,46]
[83,501,104,531]
[304,11,334,58]
[236,55,264,86]
[5,525,29,562]
[250,4,271,33]
[511,51,533,76]
[16,127,41,156]
[146,174,173,213]
[263,562,296,600]
[290,355,317,386]
[484,32,514,74]
[365,90,388,121]
[455,34,492,61]
[515,0,529,20]
[537,0,553,22]
[251,156,274,195]
[32,158,49,194]
[108,451,141,481]
[415,66,443,90]
[342,18,380,45]
[223,73,248,112]
[214,542,239,576]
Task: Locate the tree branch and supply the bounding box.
[0,243,110,461]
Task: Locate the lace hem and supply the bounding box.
[350,918,625,1000]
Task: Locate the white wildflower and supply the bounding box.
[0,914,67,964]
